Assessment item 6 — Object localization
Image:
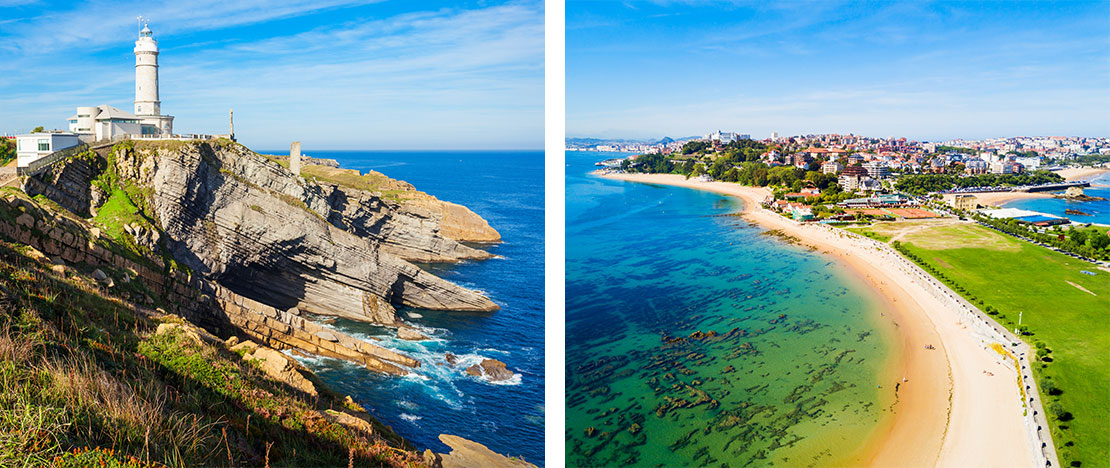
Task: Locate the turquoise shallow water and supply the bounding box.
[1002,171,1110,225]
[565,152,895,466]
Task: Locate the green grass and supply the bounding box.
[299,166,411,202]
[851,222,1110,467]
[844,227,891,242]
[0,237,423,466]
[92,188,144,241]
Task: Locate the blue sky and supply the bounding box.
[567,0,1110,142]
[0,0,543,149]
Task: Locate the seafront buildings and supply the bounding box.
[570,132,1110,169]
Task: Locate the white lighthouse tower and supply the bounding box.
[133,20,173,136]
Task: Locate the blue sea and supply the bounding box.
[1002,171,1110,225]
[261,150,545,465]
[565,151,896,466]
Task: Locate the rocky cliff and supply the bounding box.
[295,164,501,262]
[24,139,499,326]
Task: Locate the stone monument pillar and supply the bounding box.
[290,141,301,176]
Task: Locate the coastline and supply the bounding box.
[597,171,1037,467]
[1054,166,1110,181]
[940,166,1109,208]
[944,191,1053,207]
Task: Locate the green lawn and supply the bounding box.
[850,221,1109,467]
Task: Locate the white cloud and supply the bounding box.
[0,1,544,148]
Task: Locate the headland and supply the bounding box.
[598,171,1038,467]
[0,136,531,466]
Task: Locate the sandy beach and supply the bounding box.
[943,191,1053,207]
[1053,166,1110,181]
[599,172,1037,468]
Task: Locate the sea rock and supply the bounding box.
[445,352,458,366]
[398,327,429,341]
[480,359,514,381]
[436,434,535,468]
[465,364,482,377]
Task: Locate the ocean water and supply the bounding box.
[1002,171,1110,225]
[566,152,896,466]
[260,150,544,465]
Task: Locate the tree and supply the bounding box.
[1090,231,1110,250]
[32,126,44,133]
[1070,229,1088,247]
[681,140,709,155]
[681,159,696,177]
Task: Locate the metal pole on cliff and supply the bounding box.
[229,109,235,141]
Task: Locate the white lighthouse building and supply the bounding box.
[67,21,173,140]
[133,23,173,135]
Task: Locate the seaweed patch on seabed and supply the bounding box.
[566,312,884,467]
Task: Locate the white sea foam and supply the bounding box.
[399,413,422,423]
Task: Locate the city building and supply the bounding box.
[965,159,989,174]
[858,178,882,192]
[793,153,812,169]
[838,165,869,191]
[953,194,978,210]
[706,130,737,143]
[990,161,1024,174]
[862,162,891,179]
[821,161,843,174]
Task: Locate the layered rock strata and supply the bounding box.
[0,187,419,375]
[43,140,499,325]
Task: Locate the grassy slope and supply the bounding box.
[258,154,413,202]
[851,221,1109,467]
[0,235,424,466]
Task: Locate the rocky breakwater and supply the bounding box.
[98,140,497,326]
